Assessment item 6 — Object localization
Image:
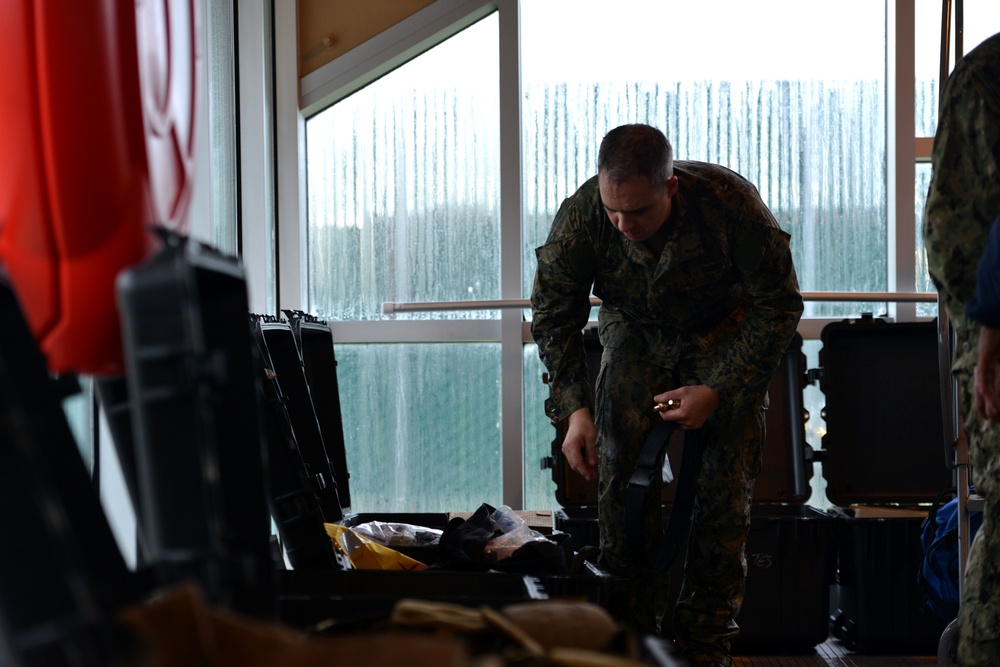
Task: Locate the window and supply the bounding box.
[305,15,503,512]
[297,1,1000,512]
[520,0,887,318]
[62,377,95,471]
[306,17,500,323]
[335,344,502,512]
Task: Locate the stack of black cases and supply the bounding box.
[819,315,950,654]
[548,317,954,655]
[733,330,836,653]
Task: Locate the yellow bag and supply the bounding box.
[325,523,428,571]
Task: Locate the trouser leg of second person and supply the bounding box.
[956,367,1000,667]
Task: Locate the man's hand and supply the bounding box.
[974,325,1000,422]
[653,384,720,429]
[562,407,598,481]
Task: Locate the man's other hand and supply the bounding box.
[562,407,598,481]
[974,325,1000,422]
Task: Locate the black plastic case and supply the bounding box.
[819,315,951,654]
[735,332,837,653]
[252,316,343,522]
[286,311,352,510]
[115,238,276,617]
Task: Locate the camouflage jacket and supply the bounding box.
[924,32,1000,374]
[531,160,803,423]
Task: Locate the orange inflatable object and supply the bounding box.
[0,0,197,375]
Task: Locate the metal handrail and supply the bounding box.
[382,291,938,314]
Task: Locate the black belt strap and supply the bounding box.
[625,420,706,571]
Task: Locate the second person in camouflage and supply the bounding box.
[531,124,802,667]
[923,31,1000,667]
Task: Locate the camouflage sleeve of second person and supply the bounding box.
[923,39,1000,324]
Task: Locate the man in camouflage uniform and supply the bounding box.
[923,31,1000,667]
[531,124,802,667]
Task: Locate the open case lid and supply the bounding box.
[754,332,812,503]
[249,314,340,571]
[253,317,343,523]
[819,316,952,507]
[284,312,353,511]
[546,330,812,511]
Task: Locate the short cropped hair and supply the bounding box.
[598,124,674,190]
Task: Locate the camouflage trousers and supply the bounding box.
[594,347,765,665]
[955,365,1000,667]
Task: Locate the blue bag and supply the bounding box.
[920,487,983,621]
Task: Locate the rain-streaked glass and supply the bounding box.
[335,343,502,512]
[521,1,888,319]
[306,16,500,322]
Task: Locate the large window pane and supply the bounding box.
[335,343,502,512]
[305,16,500,322]
[296,3,981,514]
[304,16,502,513]
[520,0,887,318]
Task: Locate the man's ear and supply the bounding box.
[665,175,679,197]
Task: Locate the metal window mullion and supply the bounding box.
[274,0,304,314]
[499,0,523,509]
[889,0,918,323]
[237,0,276,314]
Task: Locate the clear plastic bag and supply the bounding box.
[484,505,552,561]
[349,520,443,548]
